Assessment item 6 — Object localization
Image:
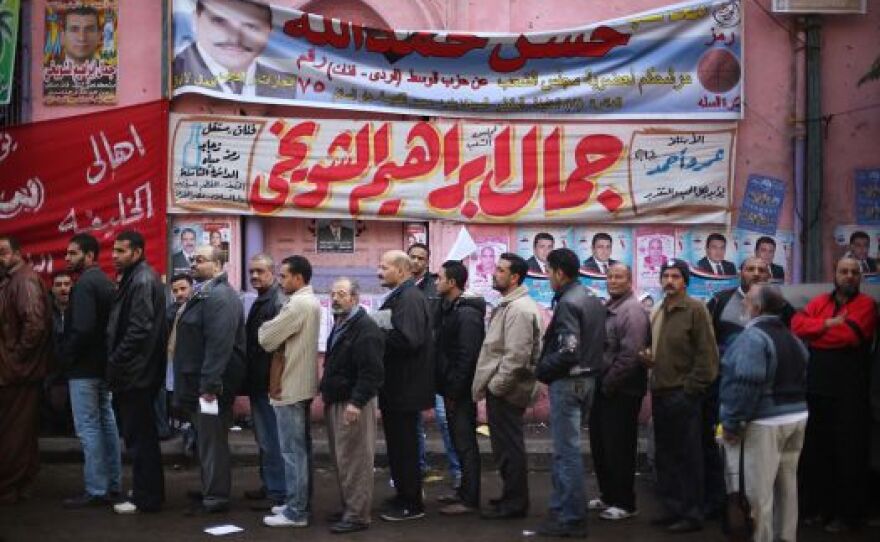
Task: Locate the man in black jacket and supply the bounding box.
[105,231,166,514]
[173,245,246,515]
[60,233,122,509]
[434,260,486,516]
[321,277,385,533]
[242,254,286,506]
[375,250,434,521]
[535,248,606,538]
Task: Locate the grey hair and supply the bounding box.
[607,262,632,279]
[750,283,786,316]
[333,277,361,298]
[250,253,275,269]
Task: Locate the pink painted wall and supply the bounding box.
[29,0,164,122]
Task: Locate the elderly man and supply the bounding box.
[473,253,542,520]
[60,233,121,509]
[720,284,809,542]
[173,245,246,515]
[375,250,434,521]
[321,277,385,533]
[589,264,649,521]
[242,254,286,506]
[534,248,606,538]
[793,257,878,532]
[258,256,321,528]
[0,236,52,505]
[645,259,719,534]
[105,231,167,514]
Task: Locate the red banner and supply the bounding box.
[0,101,168,279]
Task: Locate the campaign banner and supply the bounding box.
[171,0,743,119]
[737,174,785,234]
[855,169,880,226]
[0,0,19,105]
[169,115,736,224]
[0,101,168,278]
[43,0,118,105]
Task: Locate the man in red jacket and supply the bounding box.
[792,257,878,533]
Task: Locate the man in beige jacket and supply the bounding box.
[258,255,321,528]
[472,252,542,519]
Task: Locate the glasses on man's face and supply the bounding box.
[330,290,350,299]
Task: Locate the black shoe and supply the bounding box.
[325,510,345,523]
[666,519,702,534]
[184,502,229,516]
[437,493,462,505]
[650,515,680,527]
[481,507,527,520]
[330,519,369,534]
[380,505,426,522]
[244,488,267,500]
[536,519,587,538]
[63,494,109,509]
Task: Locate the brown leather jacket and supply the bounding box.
[0,261,53,385]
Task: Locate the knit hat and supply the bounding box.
[659,258,690,285]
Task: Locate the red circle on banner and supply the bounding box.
[697,49,741,94]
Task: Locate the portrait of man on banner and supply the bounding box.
[43,0,117,105]
[172,0,296,100]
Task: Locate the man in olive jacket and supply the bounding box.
[173,245,246,514]
[472,253,542,520]
[105,231,167,514]
[645,259,719,534]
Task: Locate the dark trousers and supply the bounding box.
[189,403,233,508]
[653,389,704,523]
[382,409,423,510]
[0,384,41,501]
[487,392,528,513]
[700,380,726,516]
[445,397,481,507]
[116,387,165,511]
[800,392,870,524]
[589,388,641,512]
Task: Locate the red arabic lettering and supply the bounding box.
[477,126,538,218]
[295,124,371,209]
[249,120,316,215]
[544,133,623,212]
[489,26,631,73]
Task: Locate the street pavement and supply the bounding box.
[1,462,874,541]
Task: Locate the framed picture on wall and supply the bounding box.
[316,218,356,253]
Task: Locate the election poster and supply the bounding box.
[0,0,19,105]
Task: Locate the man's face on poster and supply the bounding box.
[592,238,612,262]
[648,238,663,258]
[756,241,775,264]
[850,236,870,260]
[181,231,196,253]
[534,237,553,263]
[706,238,727,261]
[196,0,272,73]
[62,11,100,63]
[480,247,496,271]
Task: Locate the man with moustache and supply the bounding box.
[59,233,122,508]
[793,257,878,532]
[171,228,198,276]
[0,236,52,505]
[473,253,542,520]
[173,245,246,515]
[589,264,649,521]
[375,250,433,521]
[643,259,718,534]
[242,254,286,507]
[162,273,194,443]
[321,277,384,533]
[105,231,167,514]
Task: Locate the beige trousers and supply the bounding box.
[326,398,377,523]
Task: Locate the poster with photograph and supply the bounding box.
[634,227,677,300]
[516,226,573,307]
[732,228,793,285]
[572,227,634,300]
[168,215,241,289]
[833,224,880,283]
[466,233,508,307]
[43,0,118,105]
[676,227,738,276]
[316,218,355,253]
[403,223,427,250]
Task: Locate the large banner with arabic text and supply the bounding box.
[168,114,736,224]
[0,101,167,278]
[171,0,743,119]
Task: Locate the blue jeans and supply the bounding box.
[548,376,596,524]
[417,394,461,477]
[68,378,122,497]
[250,394,286,501]
[274,401,311,522]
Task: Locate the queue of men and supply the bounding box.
[1,230,880,540]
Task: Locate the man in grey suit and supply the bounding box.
[173,0,295,99]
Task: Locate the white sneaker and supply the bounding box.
[113,501,138,515]
[263,514,308,528]
[587,498,608,511]
[270,504,286,515]
[599,506,638,521]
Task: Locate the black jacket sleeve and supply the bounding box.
[109,278,155,369]
[386,292,427,353]
[448,306,484,399]
[535,299,581,383]
[350,324,385,408]
[62,277,99,367]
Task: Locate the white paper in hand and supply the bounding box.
[370,309,394,330]
[199,396,219,415]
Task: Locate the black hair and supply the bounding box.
[63,6,98,28]
[116,230,145,252]
[706,232,727,246]
[850,230,870,245]
[180,227,197,239]
[196,0,271,24]
[51,270,73,282]
[440,260,468,290]
[533,232,554,247]
[170,273,193,285]
[281,255,312,284]
[546,248,580,280]
[407,242,430,256]
[591,232,612,247]
[755,236,776,252]
[498,252,528,286]
[0,235,20,252]
[70,233,100,260]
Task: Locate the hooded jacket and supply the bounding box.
[435,294,487,400]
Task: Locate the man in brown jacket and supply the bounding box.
[0,236,52,505]
[645,259,718,534]
[472,252,542,519]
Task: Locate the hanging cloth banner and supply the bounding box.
[170,0,744,119]
[0,0,20,105]
[0,101,168,278]
[168,114,736,224]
